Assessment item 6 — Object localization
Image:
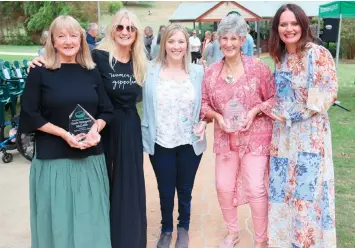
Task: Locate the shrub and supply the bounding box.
[108,2,123,15]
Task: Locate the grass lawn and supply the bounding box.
[0,45,39,53]
[0,54,34,62]
[327,63,355,248]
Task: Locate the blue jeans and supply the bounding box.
[149,144,202,232]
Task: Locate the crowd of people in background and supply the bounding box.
[25,3,337,248]
[142,22,256,67]
[39,15,258,65]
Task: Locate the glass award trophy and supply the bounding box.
[69,104,96,139]
[223,98,247,133]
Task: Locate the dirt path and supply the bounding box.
[0,124,255,248]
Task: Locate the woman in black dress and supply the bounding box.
[93,8,147,248]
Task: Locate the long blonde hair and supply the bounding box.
[96,8,146,85]
[154,24,191,72]
[44,15,95,70]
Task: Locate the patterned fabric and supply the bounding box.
[268,43,338,248]
[156,76,195,148]
[200,55,275,156]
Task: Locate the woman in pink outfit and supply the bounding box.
[200,14,275,248]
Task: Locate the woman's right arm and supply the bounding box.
[20,68,83,149]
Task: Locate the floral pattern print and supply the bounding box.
[200,55,275,157]
[268,43,338,248]
[155,76,195,148]
[200,55,275,206]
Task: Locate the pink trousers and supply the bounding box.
[215,152,268,243]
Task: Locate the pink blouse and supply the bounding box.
[200,55,275,156]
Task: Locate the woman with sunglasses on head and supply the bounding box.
[92,9,147,248]
[268,4,337,248]
[142,23,206,248]
[27,9,147,248]
[200,13,275,248]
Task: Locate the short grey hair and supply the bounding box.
[87,22,98,32]
[145,25,153,32]
[217,14,248,37]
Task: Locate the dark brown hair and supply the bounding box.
[269,4,314,63]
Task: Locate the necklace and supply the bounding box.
[224,57,242,84]
[225,75,235,84]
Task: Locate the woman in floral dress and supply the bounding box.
[268,4,338,248]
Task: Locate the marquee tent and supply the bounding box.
[318,1,355,68]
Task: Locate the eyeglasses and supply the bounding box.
[116,24,137,33]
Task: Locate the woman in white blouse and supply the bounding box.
[141,24,206,248]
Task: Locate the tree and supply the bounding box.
[108,2,123,15]
[0,1,100,44]
[341,19,355,59]
[24,2,71,33]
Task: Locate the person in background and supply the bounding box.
[189,30,202,64]
[144,25,154,60]
[202,30,211,53]
[86,22,98,50]
[210,37,224,64]
[151,25,166,57]
[202,31,218,67]
[142,24,206,248]
[38,30,48,56]
[20,15,113,248]
[200,13,275,248]
[267,4,337,248]
[150,32,161,60]
[242,25,255,56]
[310,25,325,46]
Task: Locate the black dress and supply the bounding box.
[92,50,147,248]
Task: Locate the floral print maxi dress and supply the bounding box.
[268,43,338,248]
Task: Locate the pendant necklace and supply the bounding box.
[224,57,242,84]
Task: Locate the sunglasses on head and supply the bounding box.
[116,24,137,33]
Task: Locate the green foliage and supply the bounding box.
[327,42,345,58]
[0,1,100,45]
[341,19,355,59]
[24,2,72,33]
[108,2,124,15]
[123,1,154,8]
[0,1,23,17]
[4,31,34,46]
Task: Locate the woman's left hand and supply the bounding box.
[240,107,260,132]
[80,124,101,149]
[193,121,207,141]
